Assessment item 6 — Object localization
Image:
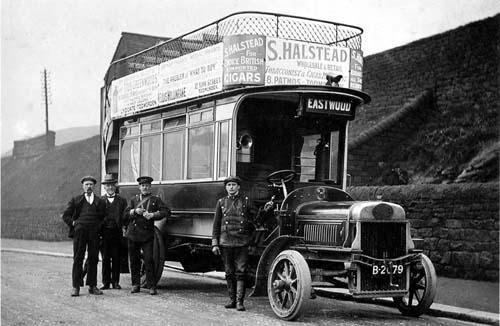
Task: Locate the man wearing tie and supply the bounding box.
[124,176,170,295]
[100,174,127,290]
[62,176,105,297]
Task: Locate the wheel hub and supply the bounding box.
[272,279,291,291]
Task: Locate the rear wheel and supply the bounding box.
[140,227,165,287]
[267,250,311,321]
[393,254,437,317]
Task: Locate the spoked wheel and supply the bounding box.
[140,227,166,287]
[267,250,311,321]
[393,254,437,317]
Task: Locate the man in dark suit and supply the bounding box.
[100,174,127,290]
[123,176,170,295]
[62,176,105,297]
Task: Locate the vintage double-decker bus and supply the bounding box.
[101,12,436,320]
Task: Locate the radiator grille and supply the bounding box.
[360,222,406,259]
[303,223,343,246]
[359,222,408,292]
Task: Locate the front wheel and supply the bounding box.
[140,227,165,287]
[267,250,311,321]
[393,254,437,317]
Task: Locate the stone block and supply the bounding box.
[449,241,464,251]
[440,252,451,264]
[448,229,463,240]
[437,239,450,251]
[462,229,487,242]
[489,231,499,241]
[422,237,439,250]
[415,227,433,238]
[429,251,442,262]
[484,270,499,282]
[433,227,450,238]
[452,251,479,267]
[479,251,494,267]
[444,219,463,228]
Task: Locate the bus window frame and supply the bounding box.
[119,119,164,185]
[116,100,237,186]
[215,119,232,180]
[162,116,187,182]
[186,107,215,181]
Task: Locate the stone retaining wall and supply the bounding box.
[2,183,498,281]
[1,205,68,241]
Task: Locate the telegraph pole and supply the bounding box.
[43,69,50,150]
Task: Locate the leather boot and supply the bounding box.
[71,287,80,297]
[224,279,236,308]
[236,280,246,311]
[88,286,103,295]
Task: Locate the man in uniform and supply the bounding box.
[100,174,127,290]
[124,176,170,295]
[211,176,257,311]
[62,176,105,297]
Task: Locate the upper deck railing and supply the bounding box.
[105,11,363,84]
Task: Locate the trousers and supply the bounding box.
[221,246,248,281]
[72,223,100,288]
[128,239,155,288]
[101,228,122,285]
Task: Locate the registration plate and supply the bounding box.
[372,264,404,275]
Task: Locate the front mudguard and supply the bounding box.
[250,235,302,296]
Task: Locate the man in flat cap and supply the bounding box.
[123,176,170,295]
[211,176,260,311]
[99,174,127,290]
[62,176,105,297]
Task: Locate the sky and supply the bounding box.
[2,0,499,152]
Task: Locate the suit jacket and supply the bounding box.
[100,194,128,229]
[62,193,105,237]
[124,194,170,242]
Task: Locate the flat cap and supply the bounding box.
[80,176,97,184]
[137,176,154,184]
[223,176,241,185]
[101,173,117,185]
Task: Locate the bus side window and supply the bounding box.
[187,124,214,179]
[218,121,230,177]
[120,138,140,182]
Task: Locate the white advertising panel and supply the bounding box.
[158,43,223,106]
[265,36,351,87]
[349,49,363,90]
[109,66,159,119]
[109,44,223,119]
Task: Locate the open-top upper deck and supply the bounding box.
[105,11,363,83]
[103,12,365,121]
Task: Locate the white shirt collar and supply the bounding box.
[85,192,94,204]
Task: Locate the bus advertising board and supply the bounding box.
[110,65,159,119]
[158,43,223,106]
[223,34,266,87]
[265,36,351,87]
[108,35,363,119]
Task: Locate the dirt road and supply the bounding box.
[1,251,486,326]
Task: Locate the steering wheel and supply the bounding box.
[266,170,297,185]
